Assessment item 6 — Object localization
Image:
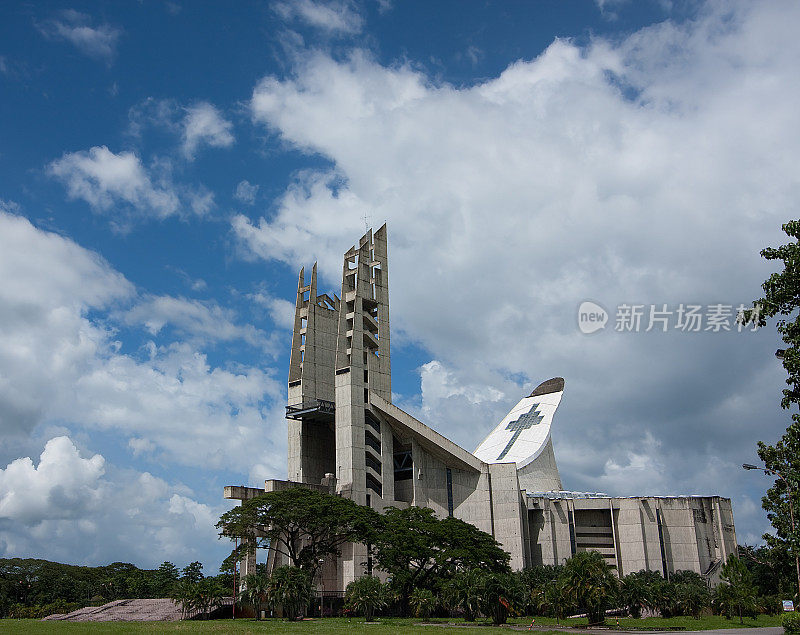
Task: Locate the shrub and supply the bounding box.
[783,612,800,634]
[443,569,483,621]
[268,566,312,621]
[560,551,619,624]
[409,588,436,620]
[477,571,525,625]
[345,576,386,621]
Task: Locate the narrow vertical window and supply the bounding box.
[446,468,453,517]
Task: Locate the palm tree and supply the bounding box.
[542,577,570,623]
[195,579,225,619]
[409,588,436,620]
[268,566,312,621]
[676,580,711,619]
[476,571,524,625]
[170,578,198,619]
[344,576,386,621]
[716,555,757,624]
[240,573,270,620]
[560,551,619,624]
[620,570,660,618]
[443,569,484,621]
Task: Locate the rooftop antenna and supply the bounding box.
[363,211,370,233]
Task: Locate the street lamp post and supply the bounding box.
[743,462,800,601]
[318,557,325,618]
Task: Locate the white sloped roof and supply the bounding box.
[473,378,563,468]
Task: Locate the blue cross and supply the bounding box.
[496,403,543,461]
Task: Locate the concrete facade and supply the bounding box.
[224,226,737,592]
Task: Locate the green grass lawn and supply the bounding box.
[505,614,784,630]
[0,614,785,633]
[0,617,551,634]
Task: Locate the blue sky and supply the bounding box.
[1,0,799,572]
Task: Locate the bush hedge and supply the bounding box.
[783,612,800,634]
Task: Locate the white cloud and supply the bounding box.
[238,2,800,544]
[182,102,235,160]
[122,294,275,350]
[0,436,105,524]
[127,97,181,138]
[234,179,259,204]
[249,291,296,330]
[0,436,233,568]
[48,146,180,222]
[39,10,121,63]
[0,210,285,477]
[273,0,363,35]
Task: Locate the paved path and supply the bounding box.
[516,628,782,635]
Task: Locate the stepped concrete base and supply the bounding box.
[43,598,183,622]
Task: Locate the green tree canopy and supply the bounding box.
[749,219,800,601]
[372,506,510,611]
[716,555,758,624]
[560,550,619,624]
[620,569,662,618]
[217,487,380,580]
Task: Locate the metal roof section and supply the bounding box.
[473,377,564,469]
[526,491,732,501]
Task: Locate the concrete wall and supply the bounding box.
[525,494,735,583]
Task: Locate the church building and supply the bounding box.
[224,226,737,591]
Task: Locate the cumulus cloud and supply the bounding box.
[48,146,180,223]
[182,102,235,159]
[128,98,234,163]
[234,179,259,204]
[38,10,121,63]
[273,0,363,35]
[248,291,296,330]
[0,210,285,478]
[127,97,181,138]
[0,436,232,568]
[121,294,276,351]
[236,2,800,542]
[47,146,216,226]
[0,436,105,524]
[0,212,286,568]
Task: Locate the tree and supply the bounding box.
[409,588,436,620]
[345,576,386,621]
[153,562,180,597]
[217,487,379,581]
[541,576,570,623]
[560,551,619,624]
[267,566,312,621]
[739,543,796,598]
[749,220,800,601]
[443,568,484,621]
[716,555,758,624]
[372,506,510,613]
[518,564,563,616]
[672,571,711,619]
[652,578,678,618]
[476,571,524,625]
[195,579,225,619]
[170,578,198,619]
[240,573,270,620]
[181,562,204,584]
[620,570,661,618]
